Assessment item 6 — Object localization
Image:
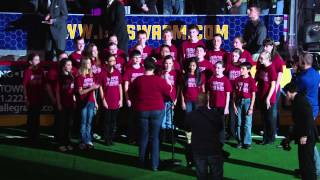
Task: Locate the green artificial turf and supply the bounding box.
[0,128,308,180]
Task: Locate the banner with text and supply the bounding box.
[0,13,287,52]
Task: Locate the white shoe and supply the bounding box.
[58,146,67,152]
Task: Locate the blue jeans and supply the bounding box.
[238,2,247,15]
[236,98,253,145]
[274,90,281,134]
[163,0,184,15]
[80,102,95,144]
[261,8,269,15]
[276,0,284,14]
[138,110,164,169]
[161,101,174,129]
[229,101,236,138]
[185,101,196,113]
[312,106,320,176]
[193,154,223,180]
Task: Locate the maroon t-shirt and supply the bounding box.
[129,45,153,60]
[255,65,277,104]
[123,66,145,83]
[46,63,59,93]
[198,59,214,73]
[181,40,205,64]
[75,74,96,104]
[160,70,180,101]
[226,63,241,85]
[234,76,257,99]
[183,73,205,102]
[206,76,232,108]
[154,44,179,61]
[23,67,46,106]
[129,75,171,111]
[58,74,75,109]
[100,69,122,109]
[226,49,255,66]
[155,58,181,72]
[114,56,126,73]
[102,48,127,60]
[206,49,227,65]
[272,54,285,74]
[69,51,82,69]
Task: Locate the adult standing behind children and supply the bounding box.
[185,93,224,180]
[101,0,129,54]
[243,4,267,59]
[35,0,68,61]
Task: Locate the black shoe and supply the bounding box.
[236,143,242,149]
[243,144,251,149]
[222,150,230,159]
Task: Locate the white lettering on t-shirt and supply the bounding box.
[211,81,225,91]
[209,56,222,65]
[83,78,94,88]
[188,78,197,88]
[107,76,119,86]
[229,70,241,81]
[185,48,196,58]
[131,72,144,82]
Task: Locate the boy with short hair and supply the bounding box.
[181,24,205,65]
[206,33,227,65]
[129,30,153,60]
[233,62,256,149]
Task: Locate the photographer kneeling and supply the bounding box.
[282,82,318,180]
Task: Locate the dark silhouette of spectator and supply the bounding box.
[101,0,129,54]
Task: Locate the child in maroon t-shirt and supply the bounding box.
[181,58,205,113]
[225,48,242,140]
[103,42,126,74]
[233,62,257,149]
[181,24,205,65]
[255,51,277,145]
[195,45,213,79]
[206,33,228,65]
[69,36,85,69]
[160,56,181,140]
[84,43,102,77]
[99,55,123,145]
[206,61,232,144]
[104,34,127,60]
[55,59,75,152]
[75,58,100,149]
[227,36,255,66]
[123,50,144,143]
[156,45,181,73]
[128,30,153,60]
[154,28,179,61]
[226,48,242,86]
[23,53,46,141]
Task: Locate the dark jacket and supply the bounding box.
[186,106,223,156]
[243,19,267,54]
[35,0,68,50]
[101,0,129,53]
[291,94,318,143]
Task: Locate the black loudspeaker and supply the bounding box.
[303,23,320,52]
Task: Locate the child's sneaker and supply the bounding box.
[243,144,251,149]
[236,143,242,149]
[79,143,87,150]
[58,146,67,152]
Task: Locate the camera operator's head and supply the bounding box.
[284,82,299,101]
[299,52,313,70]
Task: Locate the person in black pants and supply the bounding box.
[185,93,224,180]
[101,0,129,54]
[282,82,318,180]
